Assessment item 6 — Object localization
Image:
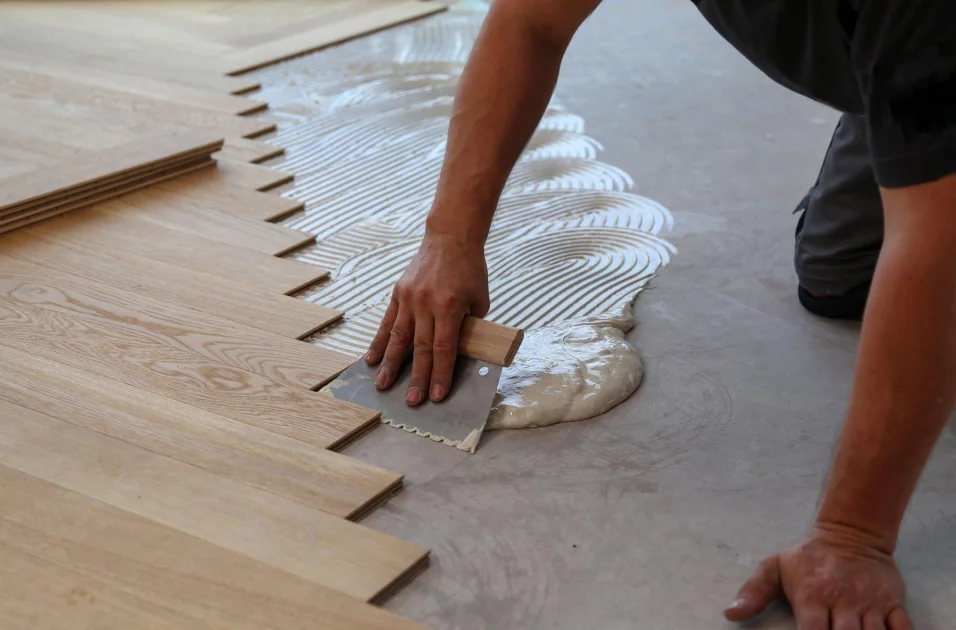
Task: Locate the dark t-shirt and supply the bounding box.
[692,0,956,188]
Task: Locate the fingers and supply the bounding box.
[832,609,862,630]
[863,609,887,630]
[376,306,413,390]
[406,313,434,405]
[724,556,783,622]
[367,297,399,366]
[429,310,464,402]
[886,607,913,630]
[794,606,829,630]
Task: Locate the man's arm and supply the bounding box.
[366,0,602,404]
[727,174,956,629]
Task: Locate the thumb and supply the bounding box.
[724,555,783,622]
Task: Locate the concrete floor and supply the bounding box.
[344,0,956,627]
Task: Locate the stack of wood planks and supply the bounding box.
[0,131,224,234]
[0,1,446,628]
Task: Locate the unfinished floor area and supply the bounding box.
[335,1,956,628]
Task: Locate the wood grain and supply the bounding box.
[0,160,214,235]
[0,154,215,221]
[34,207,327,295]
[459,317,524,366]
[0,466,430,629]
[0,402,430,602]
[216,137,285,163]
[0,17,256,94]
[0,50,266,115]
[0,64,273,140]
[0,343,399,518]
[0,131,222,211]
[0,253,348,389]
[224,0,447,74]
[211,158,295,190]
[156,168,305,222]
[0,233,338,339]
[0,256,370,448]
[111,190,315,256]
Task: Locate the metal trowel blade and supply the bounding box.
[325,354,501,453]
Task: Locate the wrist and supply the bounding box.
[812,515,897,556]
[424,213,489,253]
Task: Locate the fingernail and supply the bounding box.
[725,599,742,611]
[430,384,444,401]
[365,351,374,363]
[406,387,423,404]
[375,369,389,389]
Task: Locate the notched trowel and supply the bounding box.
[326,317,523,453]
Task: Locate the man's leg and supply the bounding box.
[794,113,884,319]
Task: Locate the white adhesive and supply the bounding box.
[250,9,675,438]
[488,309,642,430]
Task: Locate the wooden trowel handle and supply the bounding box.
[458,317,523,367]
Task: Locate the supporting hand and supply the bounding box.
[725,523,912,630]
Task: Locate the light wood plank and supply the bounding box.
[0,17,256,94]
[0,343,398,519]
[0,466,430,629]
[0,401,429,602]
[0,267,373,449]
[0,253,347,390]
[0,160,214,235]
[211,158,295,190]
[0,131,222,211]
[156,167,304,222]
[0,51,265,115]
[224,1,447,74]
[215,137,285,163]
[0,64,273,140]
[36,206,327,295]
[0,153,214,220]
[112,191,315,256]
[1,542,187,630]
[0,234,338,340]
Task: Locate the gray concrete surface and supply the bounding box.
[344,0,956,627]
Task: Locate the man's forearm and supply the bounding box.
[817,181,956,552]
[425,0,596,246]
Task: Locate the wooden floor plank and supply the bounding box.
[223,0,447,74]
[0,131,222,211]
[0,17,255,94]
[0,253,347,390]
[0,51,265,115]
[0,254,369,449]
[0,64,273,140]
[211,158,295,190]
[215,137,285,163]
[0,466,430,629]
[1,542,189,630]
[0,402,429,602]
[0,160,214,235]
[112,190,315,256]
[0,344,398,519]
[0,233,338,339]
[35,206,327,295]
[155,168,305,222]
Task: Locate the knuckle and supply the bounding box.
[432,338,456,354]
[413,338,433,353]
[389,327,410,346]
[434,294,462,314]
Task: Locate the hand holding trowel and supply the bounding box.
[326,316,523,452]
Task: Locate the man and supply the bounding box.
[365,1,956,627]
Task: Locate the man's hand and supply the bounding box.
[725,523,912,630]
[366,232,489,405]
